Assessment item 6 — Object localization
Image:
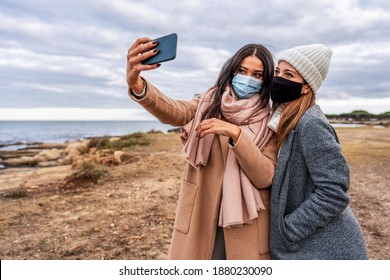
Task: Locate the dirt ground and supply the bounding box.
[0,126,389,260]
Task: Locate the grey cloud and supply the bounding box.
[0,0,389,116]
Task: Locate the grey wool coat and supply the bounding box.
[270,104,368,260]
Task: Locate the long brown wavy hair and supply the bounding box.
[274,90,316,151]
[201,44,274,120]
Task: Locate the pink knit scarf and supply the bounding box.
[180,86,273,228]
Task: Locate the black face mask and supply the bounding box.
[270,76,303,104]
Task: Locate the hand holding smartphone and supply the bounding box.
[142,33,177,65]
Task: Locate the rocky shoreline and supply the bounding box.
[0,132,154,193]
[0,141,87,170]
[0,136,142,170]
[1,119,388,171]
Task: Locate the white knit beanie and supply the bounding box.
[278,44,333,94]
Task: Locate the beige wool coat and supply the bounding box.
[129,79,277,260]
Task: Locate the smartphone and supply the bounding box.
[142,33,177,65]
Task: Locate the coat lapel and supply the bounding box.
[272,131,296,199]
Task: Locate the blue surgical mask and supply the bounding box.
[231,73,263,99]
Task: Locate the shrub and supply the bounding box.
[111,132,150,150]
[70,161,107,181]
[87,132,151,151]
[147,129,163,134]
[88,136,111,149]
[3,187,28,199]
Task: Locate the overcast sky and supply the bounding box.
[1,0,389,120]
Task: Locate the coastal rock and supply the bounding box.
[0,150,39,159]
[35,148,62,162]
[64,140,90,163]
[29,143,67,150]
[3,156,38,167]
[97,149,116,166]
[88,147,98,155]
[114,151,125,163]
[98,150,139,166]
[2,147,64,168]
[38,161,62,168]
[109,137,121,143]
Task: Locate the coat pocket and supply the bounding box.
[276,214,301,252]
[173,180,198,234]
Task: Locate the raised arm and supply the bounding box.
[126,37,199,126]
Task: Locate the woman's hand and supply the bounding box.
[126,37,160,94]
[196,118,241,143]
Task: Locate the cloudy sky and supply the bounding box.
[0,0,389,120]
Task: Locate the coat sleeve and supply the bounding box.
[283,117,350,242]
[128,78,199,127]
[230,132,277,189]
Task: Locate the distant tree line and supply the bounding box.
[326,110,390,120]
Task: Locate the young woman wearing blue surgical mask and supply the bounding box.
[127,39,277,260]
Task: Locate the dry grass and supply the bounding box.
[0,127,388,260]
[337,126,390,165]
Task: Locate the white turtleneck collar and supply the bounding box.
[268,104,285,132]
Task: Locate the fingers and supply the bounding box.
[127,38,158,66]
[127,42,157,64]
[126,37,160,87]
[127,37,155,57]
[128,37,151,52]
[196,118,239,139]
[196,118,217,138]
[127,49,159,72]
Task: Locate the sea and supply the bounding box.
[0,120,367,169]
[0,120,176,151]
[0,120,367,151]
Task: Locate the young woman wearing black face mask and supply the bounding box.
[268,44,368,260]
[127,38,278,260]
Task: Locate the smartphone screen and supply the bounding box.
[142,33,177,65]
